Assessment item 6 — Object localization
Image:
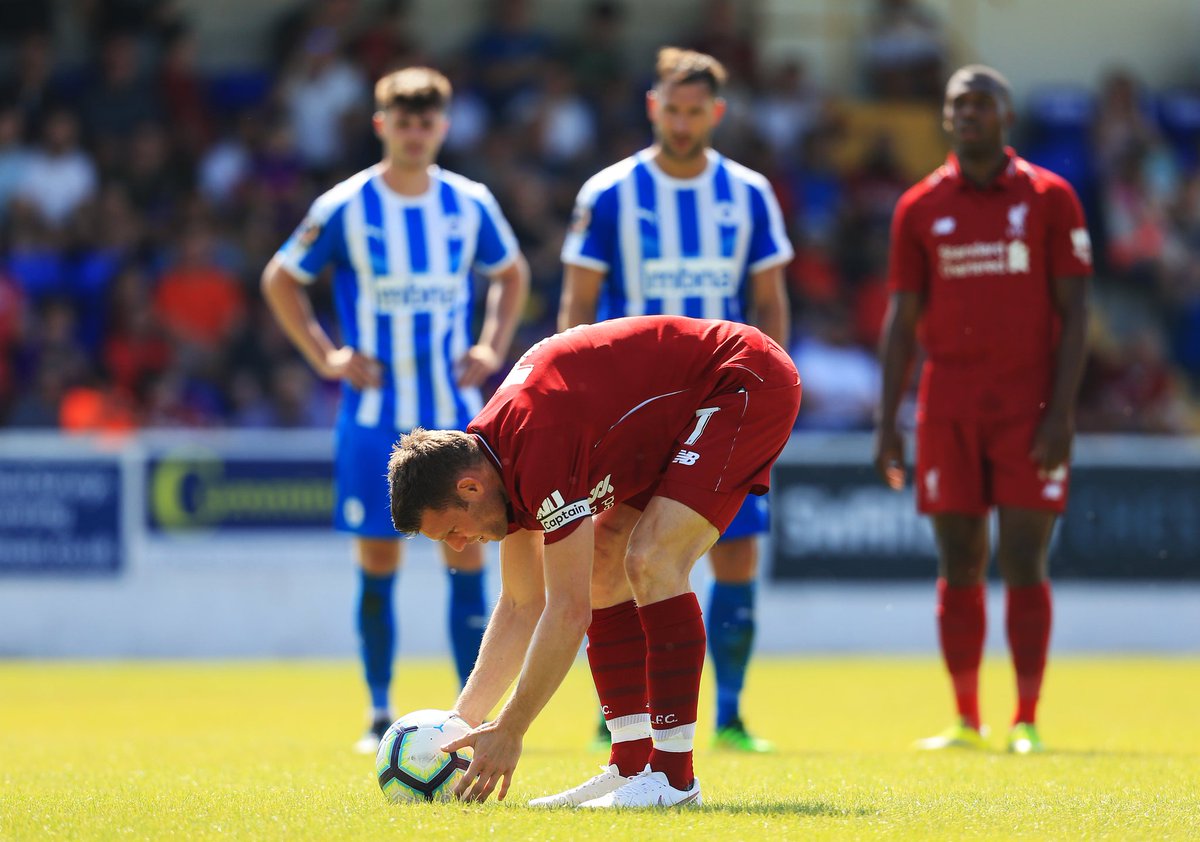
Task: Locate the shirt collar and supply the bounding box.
[946,147,1020,191]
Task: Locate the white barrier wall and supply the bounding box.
[0,431,1197,658]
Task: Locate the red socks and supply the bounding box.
[1006,581,1052,725]
[639,593,705,790]
[586,600,651,776]
[937,578,986,731]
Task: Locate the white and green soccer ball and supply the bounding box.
[375,709,473,803]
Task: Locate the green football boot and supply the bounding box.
[713,717,776,753]
[913,719,989,751]
[1007,722,1045,755]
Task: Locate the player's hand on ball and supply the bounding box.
[456,345,503,389]
[874,427,907,490]
[321,346,382,390]
[441,718,523,803]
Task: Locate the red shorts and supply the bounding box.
[624,344,801,533]
[915,414,1069,515]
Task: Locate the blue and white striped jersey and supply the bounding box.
[561,148,793,322]
[276,164,519,431]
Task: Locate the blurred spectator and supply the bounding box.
[7,360,64,428]
[789,307,881,430]
[0,269,24,411]
[1102,142,1169,283]
[1078,320,1194,433]
[263,359,334,428]
[0,103,32,220]
[119,121,189,226]
[152,225,247,351]
[78,0,185,42]
[280,26,368,173]
[1,32,69,133]
[59,379,138,433]
[440,60,491,158]
[14,107,98,228]
[138,369,214,427]
[354,0,423,81]
[81,31,163,165]
[1093,69,1161,177]
[754,60,824,159]
[466,0,555,119]
[862,0,946,102]
[685,0,759,91]
[198,111,257,207]
[512,59,596,166]
[271,0,362,68]
[103,266,173,400]
[569,1,626,99]
[159,24,216,160]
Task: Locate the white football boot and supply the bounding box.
[353,714,392,755]
[528,764,631,807]
[579,765,702,808]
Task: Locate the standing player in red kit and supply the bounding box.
[874,65,1092,753]
[387,316,800,806]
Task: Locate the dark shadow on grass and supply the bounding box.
[511,800,876,816]
[697,800,876,817]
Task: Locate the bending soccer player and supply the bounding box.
[387,316,801,807]
[263,66,529,752]
[874,65,1092,753]
[559,46,792,753]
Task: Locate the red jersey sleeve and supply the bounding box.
[508,423,594,545]
[886,189,929,294]
[1045,177,1093,279]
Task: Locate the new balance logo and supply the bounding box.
[672,450,700,466]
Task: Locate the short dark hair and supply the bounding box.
[387,428,481,534]
[944,64,1012,106]
[655,46,727,95]
[375,66,452,112]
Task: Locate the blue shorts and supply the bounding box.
[719,493,769,542]
[333,418,405,538]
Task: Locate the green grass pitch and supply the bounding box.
[2,657,1197,840]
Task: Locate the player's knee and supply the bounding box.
[357,539,401,575]
[622,546,657,592]
[940,552,987,586]
[996,549,1048,586]
[709,538,757,582]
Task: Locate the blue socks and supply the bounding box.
[357,569,396,712]
[447,568,487,687]
[707,580,756,728]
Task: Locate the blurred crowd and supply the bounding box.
[0,0,1198,434]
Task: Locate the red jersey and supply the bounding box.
[468,316,797,544]
[887,148,1092,421]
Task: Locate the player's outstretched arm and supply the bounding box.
[459,254,530,388]
[453,528,545,727]
[557,264,605,331]
[261,257,380,390]
[444,521,594,803]
[874,290,922,490]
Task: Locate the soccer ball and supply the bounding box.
[375,709,473,803]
